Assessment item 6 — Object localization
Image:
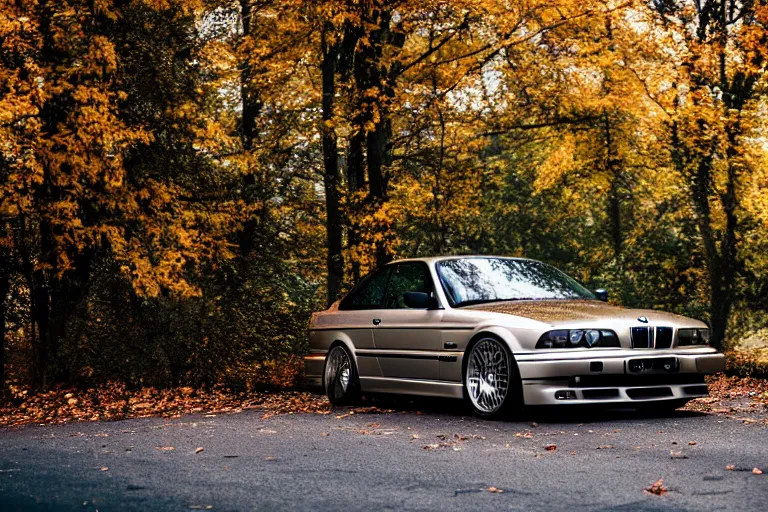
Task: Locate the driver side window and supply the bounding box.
[383,263,430,309]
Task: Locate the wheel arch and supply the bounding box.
[320,332,357,361]
[322,336,356,383]
[462,329,520,378]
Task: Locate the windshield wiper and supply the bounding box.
[454,298,532,308]
[452,297,572,307]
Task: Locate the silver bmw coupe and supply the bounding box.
[305,256,725,418]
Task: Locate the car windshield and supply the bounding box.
[436,257,596,307]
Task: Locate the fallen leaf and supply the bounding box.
[264,456,276,461]
[544,444,557,451]
[515,432,533,439]
[688,441,697,446]
[670,451,688,459]
[597,445,615,450]
[423,444,440,450]
[753,468,763,475]
[321,432,329,437]
[530,422,538,428]
[726,465,736,471]
[368,423,381,428]
[99,467,109,472]
[194,447,204,454]
[155,446,175,451]
[644,478,667,496]
[188,506,213,510]
[487,487,503,493]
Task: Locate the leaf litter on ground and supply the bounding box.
[1,384,333,428]
[644,478,668,496]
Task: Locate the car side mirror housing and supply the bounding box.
[404,291,439,309]
[594,289,609,302]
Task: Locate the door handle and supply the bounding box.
[444,342,457,349]
[372,318,381,326]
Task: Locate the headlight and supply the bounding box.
[677,328,710,346]
[569,330,584,346]
[536,329,620,349]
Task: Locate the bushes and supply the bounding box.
[3,254,322,392]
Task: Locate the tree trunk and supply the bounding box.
[346,127,365,282]
[670,115,735,352]
[321,25,344,307]
[358,7,393,267]
[0,253,10,394]
[602,114,623,271]
[239,0,256,151]
[31,277,51,389]
[237,0,262,258]
[709,284,731,352]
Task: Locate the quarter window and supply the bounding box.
[339,268,391,310]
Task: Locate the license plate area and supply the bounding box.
[627,357,679,373]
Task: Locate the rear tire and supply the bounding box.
[323,344,361,406]
[463,336,522,418]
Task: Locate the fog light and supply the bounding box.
[555,390,577,400]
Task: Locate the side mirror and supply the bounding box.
[594,289,609,302]
[403,291,430,309]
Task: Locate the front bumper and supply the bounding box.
[516,349,725,406]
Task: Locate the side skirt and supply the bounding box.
[359,376,464,399]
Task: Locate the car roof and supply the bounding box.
[384,255,537,265]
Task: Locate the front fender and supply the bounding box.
[470,324,525,354]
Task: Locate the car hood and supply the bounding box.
[462,299,697,327]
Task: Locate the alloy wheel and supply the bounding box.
[466,338,511,415]
[325,345,352,402]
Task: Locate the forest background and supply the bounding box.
[2,0,768,401]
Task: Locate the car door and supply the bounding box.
[334,267,392,378]
[371,262,443,381]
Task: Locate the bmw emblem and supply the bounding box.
[637,316,649,323]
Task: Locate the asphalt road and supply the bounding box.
[1,396,767,511]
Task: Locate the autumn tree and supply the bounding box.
[0,0,236,388]
[638,0,768,348]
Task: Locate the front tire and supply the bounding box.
[323,344,361,405]
[464,336,521,418]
